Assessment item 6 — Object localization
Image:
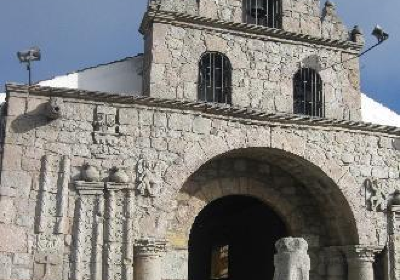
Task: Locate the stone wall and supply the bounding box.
[145,22,361,120]
[0,89,399,280]
[155,0,349,40]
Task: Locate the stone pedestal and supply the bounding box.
[273,237,310,280]
[134,239,166,280]
[343,246,381,280]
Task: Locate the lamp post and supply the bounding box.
[17,46,41,86]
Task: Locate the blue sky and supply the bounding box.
[0,0,399,113]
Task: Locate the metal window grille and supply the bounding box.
[293,68,325,117]
[243,0,282,28]
[199,52,232,104]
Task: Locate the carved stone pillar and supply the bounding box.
[389,205,400,280]
[134,239,166,280]
[324,247,345,280]
[343,246,381,280]
[74,181,105,280]
[273,237,310,280]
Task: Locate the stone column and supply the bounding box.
[324,247,345,280]
[134,239,166,280]
[74,181,105,280]
[343,246,381,280]
[273,237,310,280]
[389,204,400,280]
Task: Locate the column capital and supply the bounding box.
[341,245,383,263]
[75,181,105,195]
[135,239,167,257]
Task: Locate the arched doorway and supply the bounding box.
[188,195,288,280]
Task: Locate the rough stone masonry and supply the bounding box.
[0,0,400,280]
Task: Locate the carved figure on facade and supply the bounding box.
[136,159,164,197]
[45,97,63,120]
[364,178,387,212]
[93,106,122,145]
[34,252,63,280]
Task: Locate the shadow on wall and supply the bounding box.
[394,139,400,151]
[10,102,54,133]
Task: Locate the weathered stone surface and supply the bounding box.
[1,2,399,280]
[273,238,310,280]
[0,254,12,279]
[0,224,27,253]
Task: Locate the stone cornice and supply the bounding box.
[6,84,400,137]
[140,6,363,53]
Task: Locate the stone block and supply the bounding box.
[1,171,31,195]
[0,254,12,279]
[119,108,139,125]
[11,267,31,279]
[2,145,22,171]
[13,253,32,267]
[192,117,211,134]
[0,224,27,253]
[0,197,15,224]
[7,97,26,116]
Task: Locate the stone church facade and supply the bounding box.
[1,1,400,280]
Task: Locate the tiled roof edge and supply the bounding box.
[6,84,400,136]
[140,6,363,53]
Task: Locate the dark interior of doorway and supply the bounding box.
[189,195,288,280]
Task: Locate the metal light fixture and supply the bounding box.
[372,25,389,43]
[321,25,389,71]
[17,46,41,86]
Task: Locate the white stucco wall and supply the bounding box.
[39,55,143,96]
[361,93,400,127]
[2,56,399,128]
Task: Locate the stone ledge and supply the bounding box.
[140,5,363,53]
[6,84,400,137]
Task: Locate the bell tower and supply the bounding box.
[140,0,364,120]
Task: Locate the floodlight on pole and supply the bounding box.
[17,47,41,86]
[372,25,389,43]
[320,25,389,71]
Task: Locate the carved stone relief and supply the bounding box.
[55,156,70,234]
[37,155,53,234]
[45,97,63,120]
[92,106,122,145]
[364,178,387,212]
[136,159,165,198]
[71,164,135,280]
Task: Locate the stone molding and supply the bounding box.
[341,245,383,263]
[135,239,167,257]
[75,181,105,195]
[6,84,400,136]
[140,5,363,53]
[275,237,308,253]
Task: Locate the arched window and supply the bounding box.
[199,52,232,104]
[293,68,324,117]
[243,0,282,28]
